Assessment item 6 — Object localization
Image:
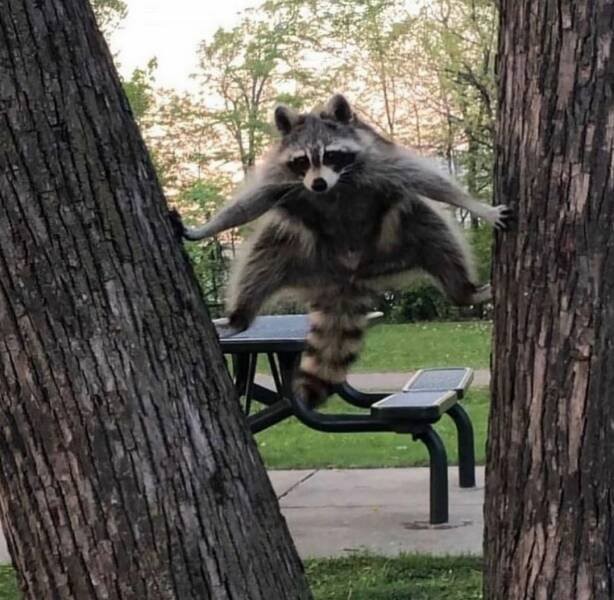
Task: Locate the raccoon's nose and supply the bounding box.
[312,177,328,193]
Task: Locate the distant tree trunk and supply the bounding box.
[485,2,614,599]
[0,2,311,599]
[465,138,480,230]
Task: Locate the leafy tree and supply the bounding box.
[90,0,127,36]
[193,4,314,174]
[122,58,158,125]
[148,92,229,192]
[314,1,417,141]
[419,0,497,204]
[176,181,232,315]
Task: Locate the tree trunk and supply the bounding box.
[0,2,311,599]
[485,2,614,599]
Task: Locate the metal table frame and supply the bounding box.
[218,315,474,525]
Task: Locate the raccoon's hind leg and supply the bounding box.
[293,290,373,407]
[225,217,315,332]
[412,208,487,306]
[364,201,487,306]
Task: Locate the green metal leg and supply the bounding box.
[447,404,476,488]
[414,427,449,524]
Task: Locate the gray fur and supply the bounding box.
[183,152,299,241]
[183,183,298,240]
[354,147,512,229]
[274,105,300,135]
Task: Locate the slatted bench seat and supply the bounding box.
[368,389,460,524]
[403,367,474,399]
[218,315,477,526]
[401,368,476,489]
[371,390,457,422]
[328,366,478,523]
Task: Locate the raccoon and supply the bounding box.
[180,94,512,406]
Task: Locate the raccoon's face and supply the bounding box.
[284,142,359,193]
[274,95,363,194]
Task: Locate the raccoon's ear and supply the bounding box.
[327,94,353,124]
[274,105,298,135]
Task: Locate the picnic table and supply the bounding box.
[215,313,383,429]
[215,313,476,524]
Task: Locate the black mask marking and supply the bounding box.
[323,150,356,172]
[287,154,310,176]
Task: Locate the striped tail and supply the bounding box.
[293,301,370,407]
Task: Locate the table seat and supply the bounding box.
[371,390,457,422]
[402,367,474,399]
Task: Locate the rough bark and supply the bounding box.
[485,1,614,599]
[0,2,311,598]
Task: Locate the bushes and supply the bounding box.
[185,240,229,318]
[470,224,493,282]
[375,284,490,323]
[376,284,449,322]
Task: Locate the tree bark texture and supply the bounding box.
[485,1,614,599]
[0,2,311,598]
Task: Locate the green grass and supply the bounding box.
[0,566,18,600]
[307,554,482,599]
[256,320,491,374]
[355,321,492,372]
[256,388,489,469]
[251,320,492,469]
[0,556,482,600]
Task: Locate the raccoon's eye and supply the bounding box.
[287,155,310,174]
[323,151,356,169]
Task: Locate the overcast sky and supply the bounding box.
[110,0,261,91]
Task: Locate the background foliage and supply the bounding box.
[97,0,498,321]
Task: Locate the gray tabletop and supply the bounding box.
[215,315,310,353]
[215,312,383,354]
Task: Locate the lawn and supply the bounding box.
[256,320,492,374]
[0,556,482,600]
[0,567,17,600]
[306,554,482,600]
[355,321,492,372]
[253,320,492,469]
[256,388,489,469]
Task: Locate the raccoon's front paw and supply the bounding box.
[488,205,514,231]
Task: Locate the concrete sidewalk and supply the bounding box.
[270,467,484,558]
[0,467,484,564]
[0,373,489,564]
[257,369,490,392]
